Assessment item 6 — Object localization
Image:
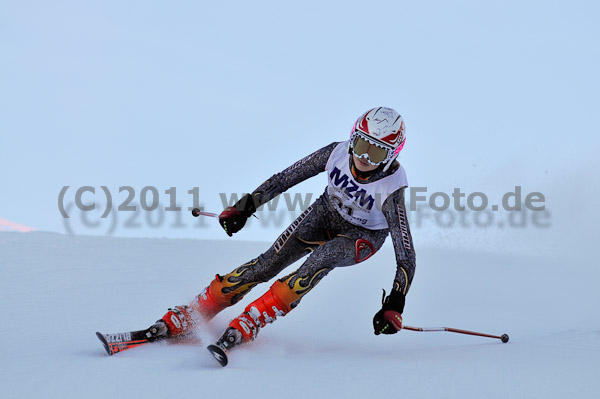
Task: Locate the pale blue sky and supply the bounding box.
[1,1,598,255]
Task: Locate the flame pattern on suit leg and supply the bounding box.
[219,259,262,305]
[279,267,330,309]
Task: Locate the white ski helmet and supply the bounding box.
[349,107,406,172]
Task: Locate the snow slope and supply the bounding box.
[1,232,598,398]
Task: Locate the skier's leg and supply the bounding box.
[155,255,311,339]
[156,203,331,338]
[216,229,388,349]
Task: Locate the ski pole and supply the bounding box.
[402,325,510,343]
[191,208,218,218]
[191,208,259,219]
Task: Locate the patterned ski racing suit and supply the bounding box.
[163,141,416,344]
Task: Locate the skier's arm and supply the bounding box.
[219,142,339,236]
[233,141,340,214]
[372,186,416,335]
[381,186,416,297]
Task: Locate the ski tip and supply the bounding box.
[96,332,114,356]
[207,344,228,367]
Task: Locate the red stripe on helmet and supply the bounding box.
[381,121,404,146]
[358,114,370,134]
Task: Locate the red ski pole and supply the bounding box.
[402,325,510,343]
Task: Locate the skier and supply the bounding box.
[146,107,416,357]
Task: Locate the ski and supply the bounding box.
[96,330,151,356]
[207,344,229,367]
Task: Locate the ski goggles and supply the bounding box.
[351,132,392,165]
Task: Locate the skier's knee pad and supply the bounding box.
[355,238,376,262]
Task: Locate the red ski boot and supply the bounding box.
[157,269,261,338]
[213,280,300,351]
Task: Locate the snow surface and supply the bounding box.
[1,231,599,398]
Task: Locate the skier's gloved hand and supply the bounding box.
[373,289,405,335]
[218,194,257,237]
[219,207,248,236]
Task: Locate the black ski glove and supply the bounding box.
[218,194,257,237]
[373,289,405,335]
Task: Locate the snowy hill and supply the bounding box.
[1,232,598,398]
